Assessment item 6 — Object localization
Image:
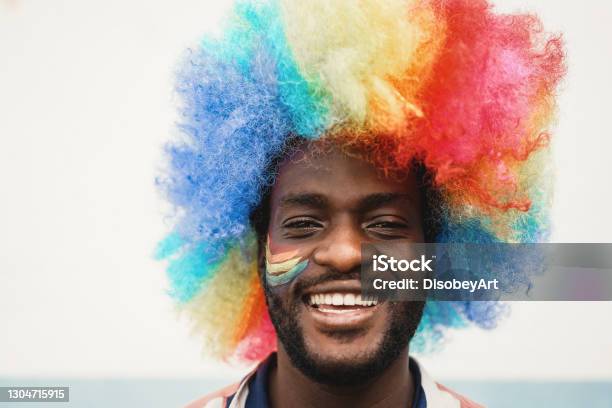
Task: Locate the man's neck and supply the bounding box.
[268,348,414,408]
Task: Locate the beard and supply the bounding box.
[263,272,425,387]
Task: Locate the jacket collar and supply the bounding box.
[225,354,465,408]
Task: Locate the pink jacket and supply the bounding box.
[186,356,484,408]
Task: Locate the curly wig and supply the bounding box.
[156,0,565,362]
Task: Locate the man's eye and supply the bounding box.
[367,221,407,229]
[282,218,323,239]
[366,219,412,239]
[283,220,322,229]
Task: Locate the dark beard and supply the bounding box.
[263,276,425,386]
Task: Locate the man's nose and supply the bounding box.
[312,222,362,273]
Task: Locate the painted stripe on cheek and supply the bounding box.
[266,259,309,286]
[265,238,309,286]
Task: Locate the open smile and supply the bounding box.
[302,283,383,330]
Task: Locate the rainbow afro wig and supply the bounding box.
[156,0,565,362]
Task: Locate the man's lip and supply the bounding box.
[305,301,381,330]
[302,279,363,296]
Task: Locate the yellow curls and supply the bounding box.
[182,241,260,359]
[279,0,444,135]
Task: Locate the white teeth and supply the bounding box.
[309,293,378,307]
[317,308,352,314]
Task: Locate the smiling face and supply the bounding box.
[258,142,427,385]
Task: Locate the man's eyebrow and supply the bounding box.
[357,193,417,213]
[279,193,329,209]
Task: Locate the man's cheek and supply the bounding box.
[264,280,301,317]
[264,235,310,286]
[266,258,309,286]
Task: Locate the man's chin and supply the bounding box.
[291,344,390,386]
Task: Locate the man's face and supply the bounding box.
[261,143,426,386]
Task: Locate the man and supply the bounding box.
[156,0,564,406]
[185,142,483,407]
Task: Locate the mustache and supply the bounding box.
[293,267,361,295]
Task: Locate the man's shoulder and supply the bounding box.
[184,382,241,408]
[185,353,274,408]
[184,355,269,408]
[431,382,485,408]
[415,357,485,408]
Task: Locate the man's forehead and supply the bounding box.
[277,191,418,212]
[269,145,420,209]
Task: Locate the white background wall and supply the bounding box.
[1,0,611,381]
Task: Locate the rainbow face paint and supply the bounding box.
[265,237,309,286]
